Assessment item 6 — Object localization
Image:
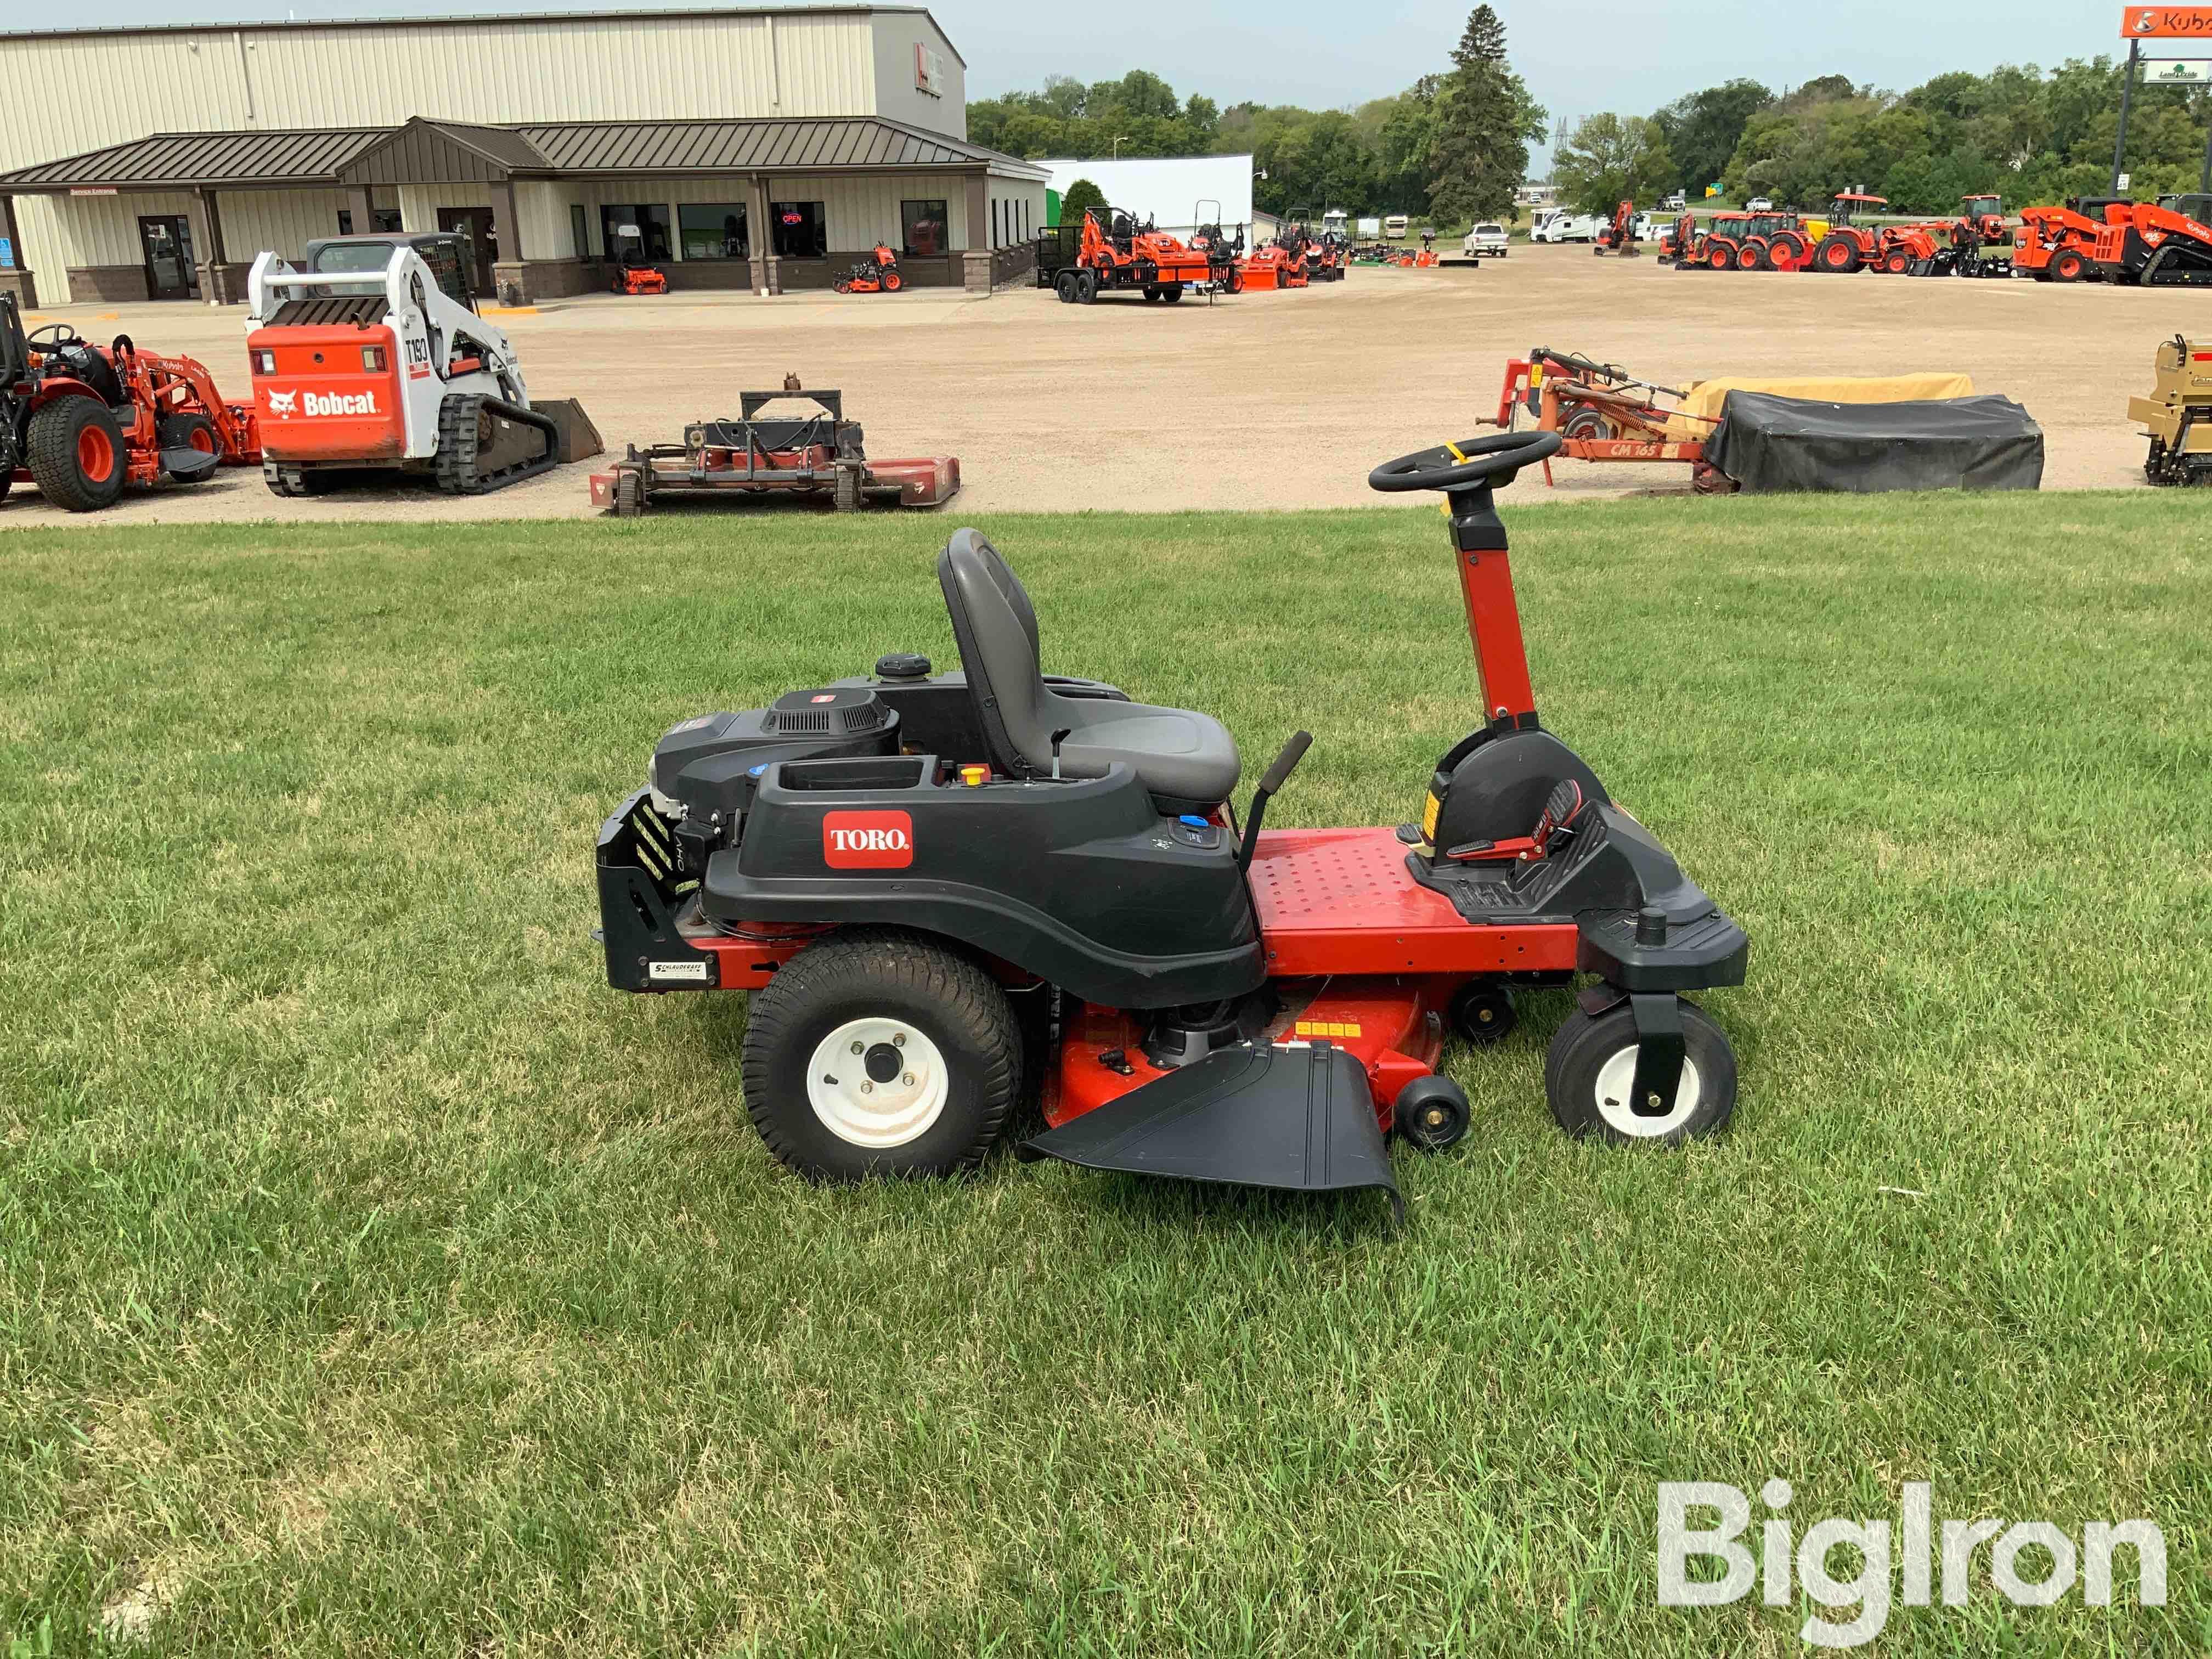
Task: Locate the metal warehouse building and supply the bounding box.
[0,5,1049,307]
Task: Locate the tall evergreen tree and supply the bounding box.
[1429,5,1539,223]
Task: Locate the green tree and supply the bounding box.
[1651,79,1773,196]
[1428,5,1544,223]
[1058,177,1107,228]
[1551,113,1675,214]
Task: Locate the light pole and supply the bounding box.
[1113,135,1130,159]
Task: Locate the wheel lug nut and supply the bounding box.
[850,1041,864,1055]
[893,1033,906,1046]
[860,1081,873,1094]
[902,1072,916,1087]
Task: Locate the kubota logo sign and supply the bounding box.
[265,388,379,417]
[822,810,913,868]
[2123,6,2212,36]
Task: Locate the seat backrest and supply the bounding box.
[937,529,1051,775]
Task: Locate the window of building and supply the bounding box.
[771,201,826,258]
[679,203,749,261]
[600,204,673,262]
[901,199,947,258]
[570,204,589,258]
[335,208,403,235]
[992,200,1003,250]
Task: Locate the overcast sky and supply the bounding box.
[43,0,2129,161]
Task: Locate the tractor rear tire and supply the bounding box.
[1736,241,1764,270]
[738,927,1022,1182]
[1813,233,1862,274]
[1706,240,1736,270]
[26,397,127,512]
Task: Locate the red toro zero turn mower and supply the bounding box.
[0,296,260,512]
[594,430,1749,1216]
[834,244,904,295]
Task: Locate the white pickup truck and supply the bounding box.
[1462,221,1510,257]
[1531,210,1601,243]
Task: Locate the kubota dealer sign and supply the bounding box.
[2124,7,2212,36]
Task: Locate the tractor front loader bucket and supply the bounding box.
[1019,1040,1403,1220]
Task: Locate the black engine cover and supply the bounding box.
[650,686,898,827]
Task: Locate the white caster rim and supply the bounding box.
[1593,1047,1704,1139]
[805,1017,949,1148]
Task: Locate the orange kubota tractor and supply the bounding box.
[1051,207,1219,303]
[1807,193,1950,274]
[1593,200,1643,257]
[0,295,259,512]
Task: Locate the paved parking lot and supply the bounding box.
[0,244,2179,526]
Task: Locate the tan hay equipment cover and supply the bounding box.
[1663,373,1974,440]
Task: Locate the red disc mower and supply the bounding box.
[833,244,905,295]
[594,428,1750,1217]
[0,296,260,513]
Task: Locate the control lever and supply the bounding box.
[1049,728,1071,780]
[1238,731,1312,878]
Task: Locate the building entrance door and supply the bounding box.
[436,207,498,295]
[138,215,199,300]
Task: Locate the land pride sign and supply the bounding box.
[2124,7,2212,37]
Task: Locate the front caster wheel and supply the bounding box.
[1544,998,1737,1146]
[738,928,1021,1181]
[1395,1074,1471,1152]
[1448,983,1516,1046]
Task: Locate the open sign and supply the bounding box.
[781,211,804,225]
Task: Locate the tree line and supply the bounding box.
[966,6,1547,224]
[1551,60,2211,218]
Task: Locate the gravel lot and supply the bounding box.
[0,242,2180,527]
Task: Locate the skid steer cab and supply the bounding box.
[245,233,568,497]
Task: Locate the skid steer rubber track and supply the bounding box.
[435,393,561,495]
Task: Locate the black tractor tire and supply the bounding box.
[1544,998,1738,1147]
[1396,1074,1472,1153]
[739,928,1022,1182]
[1813,233,1863,274]
[26,397,127,512]
[1449,983,1518,1047]
[614,469,644,517]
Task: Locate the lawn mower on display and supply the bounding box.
[610,224,670,296]
[833,244,904,294]
[589,382,957,515]
[593,428,1750,1217]
[0,294,260,512]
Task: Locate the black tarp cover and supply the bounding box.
[1703,392,2044,494]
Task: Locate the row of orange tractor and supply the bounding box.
[1652,189,2212,286]
[1039,205,1347,303]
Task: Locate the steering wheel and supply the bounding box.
[27,323,86,351]
[1368,430,1561,495]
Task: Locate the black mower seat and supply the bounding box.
[937,528,1242,806]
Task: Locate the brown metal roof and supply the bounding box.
[0,115,1047,192]
[509,116,1012,174]
[0,126,388,190]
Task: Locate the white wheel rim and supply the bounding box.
[805,1017,950,1148]
[1593,1046,1704,1139]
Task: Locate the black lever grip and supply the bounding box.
[1259,731,1312,796]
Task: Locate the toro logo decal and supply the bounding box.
[823,810,913,868]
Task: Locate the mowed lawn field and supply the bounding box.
[2,494,2208,1656]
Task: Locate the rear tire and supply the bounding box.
[1813,233,1862,274]
[26,397,127,512]
[1544,999,1737,1147]
[883,272,904,292]
[740,929,1022,1181]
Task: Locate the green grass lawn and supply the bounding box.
[2,493,2208,1655]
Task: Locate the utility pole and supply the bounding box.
[2112,40,2140,195]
